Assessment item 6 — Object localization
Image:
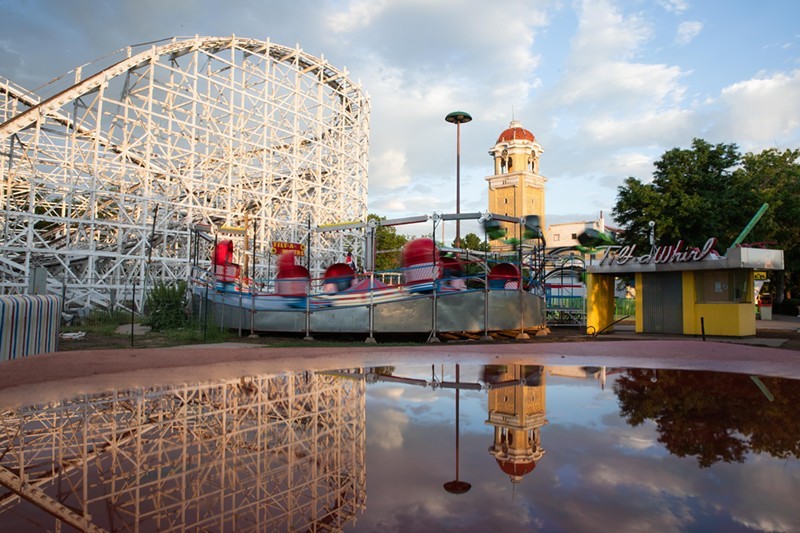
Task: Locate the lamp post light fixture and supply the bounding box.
[445,111,472,248]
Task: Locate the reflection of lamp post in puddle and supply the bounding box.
[443,364,471,495]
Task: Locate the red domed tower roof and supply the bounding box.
[496,458,536,480]
[496,120,535,143]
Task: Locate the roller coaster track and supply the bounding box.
[0,36,370,310]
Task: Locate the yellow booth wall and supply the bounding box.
[586,273,615,335]
[681,271,756,337]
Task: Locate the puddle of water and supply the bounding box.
[0,364,798,531]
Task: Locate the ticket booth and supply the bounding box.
[586,240,783,337]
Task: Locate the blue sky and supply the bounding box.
[1,0,799,240]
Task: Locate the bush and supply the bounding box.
[774,298,800,316]
[144,281,189,331]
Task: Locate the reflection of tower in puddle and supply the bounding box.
[0,371,366,531]
[484,365,547,484]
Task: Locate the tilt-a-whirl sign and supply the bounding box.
[598,238,718,267]
[270,241,306,256]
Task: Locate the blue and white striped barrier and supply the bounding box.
[0,295,62,361]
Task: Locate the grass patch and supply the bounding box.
[62,310,132,336]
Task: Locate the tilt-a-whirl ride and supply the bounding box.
[190,212,549,340]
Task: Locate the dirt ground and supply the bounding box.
[53,319,800,352]
[7,316,800,410]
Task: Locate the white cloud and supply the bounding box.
[327,0,392,33]
[717,70,800,147]
[610,151,657,178]
[658,0,690,14]
[676,21,703,45]
[570,0,653,67]
[559,61,686,110]
[582,107,695,144]
[548,0,687,119]
[370,148,412,191]
[519,0,707,217]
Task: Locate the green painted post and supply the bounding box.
[730,203,769,248]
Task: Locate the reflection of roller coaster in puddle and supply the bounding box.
[0,372,366,532]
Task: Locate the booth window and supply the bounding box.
[695,270,751,303]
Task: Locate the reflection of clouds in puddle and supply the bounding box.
[620,435,658,450]
[607,420,661,452]
[568,454,761,530]
[371,386,406,400]
[369,407,409,450]
[4,364,797,531]
[371,385,437,403]
[547,380,620,428]
[368,383,458,426]
[359,366,800,531]
[722,457,800,532]
[544,425,705,528]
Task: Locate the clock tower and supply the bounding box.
[485,120,546,249]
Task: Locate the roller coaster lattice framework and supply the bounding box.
[0,35,370,313]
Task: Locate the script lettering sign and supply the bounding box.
[599,238,717,267]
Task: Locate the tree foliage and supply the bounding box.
[456,232,489,251]
[737,148,800,268]
[612,139,800,297]
[613,139,754,250]
[369,213,409,272]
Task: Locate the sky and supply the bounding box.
[2,0,799,240]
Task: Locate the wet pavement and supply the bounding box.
[605,314,800,348]
[1,361,798,531]
[2,319,800,531]
[2,315,800,410]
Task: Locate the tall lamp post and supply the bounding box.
[445,111,472,248]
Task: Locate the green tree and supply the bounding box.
[736,148,800,300]
[456,232,489,251]
[613,140,800,303]
[369,213,409,271]
[613,138,754,250]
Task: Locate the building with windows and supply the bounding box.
[545,212,622,248]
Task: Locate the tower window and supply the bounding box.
[508,157,513,170]
[504,198,508,204]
